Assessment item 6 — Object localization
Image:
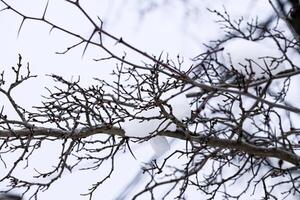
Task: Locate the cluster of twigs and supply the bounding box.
[1,0,300,199]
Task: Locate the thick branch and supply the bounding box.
[1,127,299,167]
[0,126,124,139]
[163,130,300,166]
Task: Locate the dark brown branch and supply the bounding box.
[1,126,299,167]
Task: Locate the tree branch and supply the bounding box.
[1,126,299,166]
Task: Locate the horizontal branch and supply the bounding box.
[1,126,299,166]
[163,130,300,166]
[0,126,124,139]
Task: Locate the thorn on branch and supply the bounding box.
[42,0,49,20]
[115,37,123,45]
[17,18,26,38]
[0,6,9,12]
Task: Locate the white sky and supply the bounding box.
[1,0,296,199]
